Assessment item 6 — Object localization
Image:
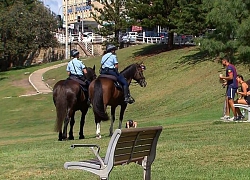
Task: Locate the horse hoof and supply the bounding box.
[96,134,101,139]
[68,136,74,140]
[79,135,85,139]
[58,138,62,141]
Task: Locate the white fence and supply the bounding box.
[55,33,194,45]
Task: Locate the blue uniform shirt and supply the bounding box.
[66,58,86,76]
[101,52,118,69]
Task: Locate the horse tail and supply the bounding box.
[53,83,68,132]
[92,78,109,121]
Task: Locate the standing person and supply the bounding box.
[219,57,238,121]
[234,74,250,120]
[100,44,134,104]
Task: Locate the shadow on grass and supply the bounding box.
[132,43,211,65]
[0,72,8,81]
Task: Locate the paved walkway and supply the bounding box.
[29,62,68,94]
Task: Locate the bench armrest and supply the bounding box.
[71,144,100,150]
[70,144,105,167]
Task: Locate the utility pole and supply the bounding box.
[65,0,68,59]
[82,0,84,33]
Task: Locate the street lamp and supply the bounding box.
[65,0,68,59]
[82,0,84,33]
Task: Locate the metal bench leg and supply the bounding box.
[142,156,151,180]
[248,108,250,121]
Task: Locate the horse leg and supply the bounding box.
[58,131,63,141]
[68,111,75,140]
[109,107,116,136]
[62,116,70,140]
[79,109,88,139]
[95,114,102,139]
[118,104,127,129]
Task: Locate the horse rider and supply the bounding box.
[66,49,89,84]
[100,44,134,104]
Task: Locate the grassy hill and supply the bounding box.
[1,44,250,179]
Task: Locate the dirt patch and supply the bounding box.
[12,79,38,95]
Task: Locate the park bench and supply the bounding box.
[64,126,163,180]
[233,104,250,121]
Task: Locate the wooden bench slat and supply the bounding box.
[114,151,151,162]
[119,130,159,138]
[115,144,152,155]
[118,133,157,142]
[114,157,144,166]
[116,138,154,148]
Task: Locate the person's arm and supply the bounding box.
[238,83,248,97]
[220,69,233,80]
[66,63,71,76]
[115,63,118,69]
[126,121,130,128]
[133,121,137,128]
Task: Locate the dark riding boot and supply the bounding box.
[123,86,135,104]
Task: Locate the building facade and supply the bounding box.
[62,0,105,33]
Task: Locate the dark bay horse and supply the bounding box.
[88,63,147,138]
[53,66,96,141]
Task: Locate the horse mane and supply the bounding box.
[120,63,138,77]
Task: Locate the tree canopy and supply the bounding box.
[199,0,250,63]
[0,0,58,71]
[91,0,130,45]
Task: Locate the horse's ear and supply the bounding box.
[93,65,95,70]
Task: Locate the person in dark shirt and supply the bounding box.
[219,57,238,121]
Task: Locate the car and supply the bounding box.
[80,32,93,42]
[122,32,138,42]
[157,32,168,44]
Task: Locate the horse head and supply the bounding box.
[86,65,97,81]
[121,63,147,87]
[133,63,147,87]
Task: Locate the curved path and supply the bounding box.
[29,62,67,94]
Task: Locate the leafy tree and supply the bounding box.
[126,0,178,47]
[91,0,129,45]
[0,0,58,70]
[126,0,207,48]
[169,0,207,36]
[199,0,250,63]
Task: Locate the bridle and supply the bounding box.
[132,65,147,87]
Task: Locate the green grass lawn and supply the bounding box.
[1,44,250,179]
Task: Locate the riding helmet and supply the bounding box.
[70,49,80,57]
[106,44,116,52]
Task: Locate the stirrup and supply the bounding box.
[124,96,135,104]
[87,99,92,108]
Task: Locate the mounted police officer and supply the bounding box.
[100,44,134,104]
[67,49,92,107]
[66,49,88,84]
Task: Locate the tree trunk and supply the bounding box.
[168,32,174,49]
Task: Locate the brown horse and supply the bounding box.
[53,66,96,141]
[89,63,147,138]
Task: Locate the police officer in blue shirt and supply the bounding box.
[67,49,88,81]
[67,49,93,107]
[100,44,134,104]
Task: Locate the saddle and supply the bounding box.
[99,74,122,90]
[67,76,88,92]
